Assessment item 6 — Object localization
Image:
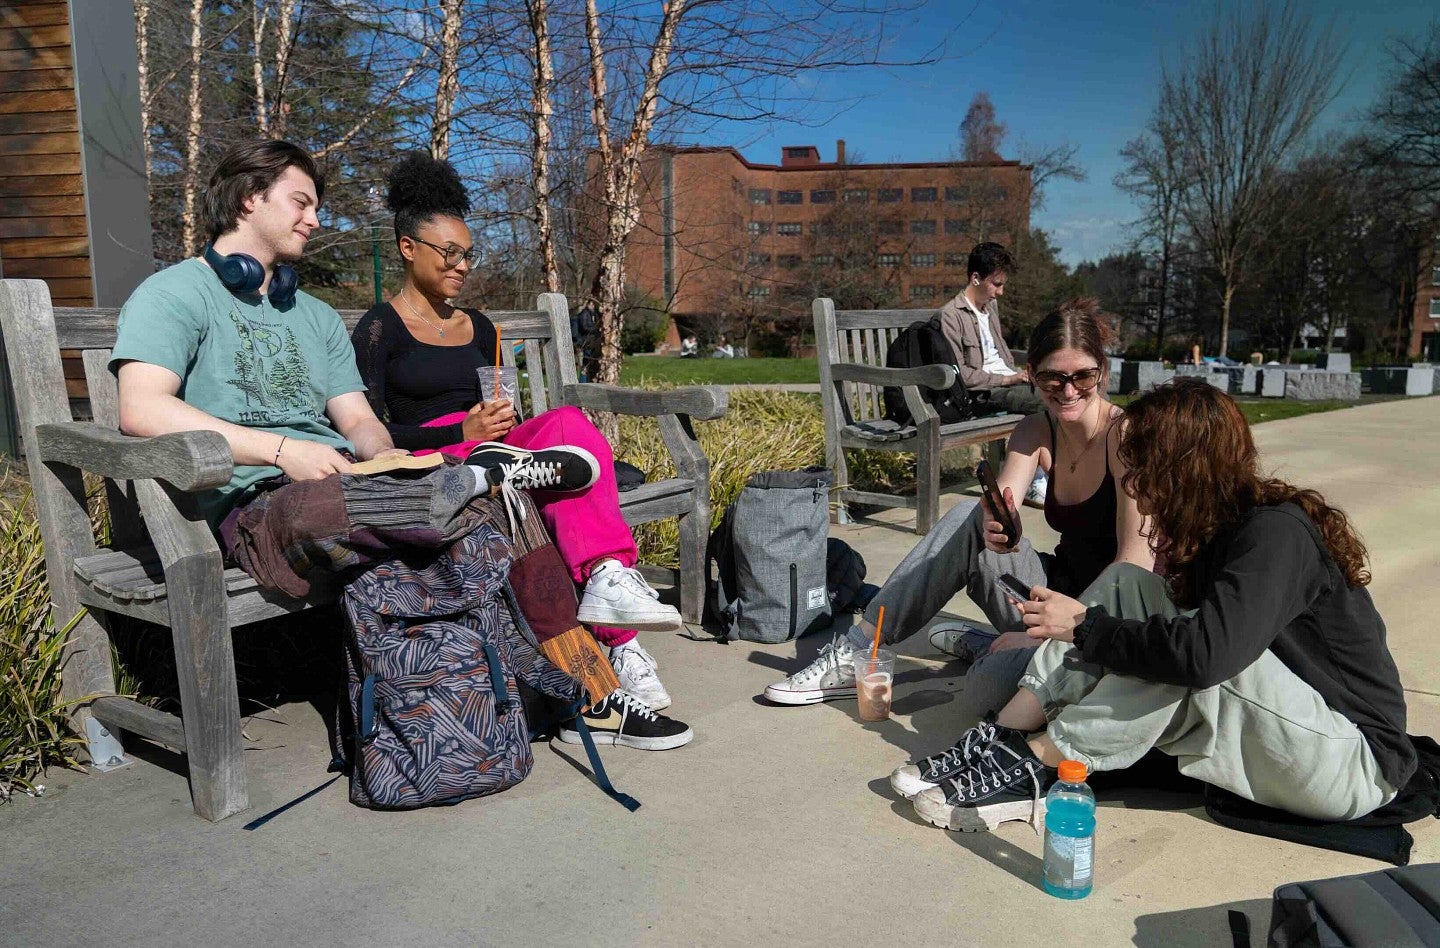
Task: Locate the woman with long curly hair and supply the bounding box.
[896,378,1413,834]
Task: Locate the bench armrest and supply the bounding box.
[562,383,728,420]
[831,362,956,391]
[35,422,233,491]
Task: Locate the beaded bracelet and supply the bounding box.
[273,436,288,467]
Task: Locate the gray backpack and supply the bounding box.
[707,468,832,643]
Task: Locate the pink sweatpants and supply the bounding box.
[420,406,639,647]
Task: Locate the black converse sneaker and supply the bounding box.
[889,715,1016,799]
[558,689,693,751]
[911,730,1056,833]
[465,441,600,493]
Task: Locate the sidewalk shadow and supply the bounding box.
[1132,899,1271,947]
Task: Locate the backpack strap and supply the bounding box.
[566,701,641,813]
[691,502,738,642]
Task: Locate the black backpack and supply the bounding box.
[880,315,980,426]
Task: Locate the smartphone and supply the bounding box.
[999,573,1032,603]
[975,459,1021,546]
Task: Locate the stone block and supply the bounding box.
[1120,361,1173,394]
[1315,352,1351,372]
[1107,356,1123,394]
[1259,368,1287,398]
[1227,365,1259,395]
[1363,367,1435,396]
[1285,370,1361,401]
[1173,365,1229,392]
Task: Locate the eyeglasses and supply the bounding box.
[1033,367,1102,393]
[411,236,478,268]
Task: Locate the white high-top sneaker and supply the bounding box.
[762,635,859,705]
[609,639,672,711]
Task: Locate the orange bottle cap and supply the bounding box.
[1057,760,1088,783]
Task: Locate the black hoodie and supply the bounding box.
[1081,502,1415,792]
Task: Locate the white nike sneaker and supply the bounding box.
[578,561,683,632]
[609,639,672,711]
[762,635,859,705]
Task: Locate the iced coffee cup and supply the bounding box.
[476,365,523,422]
[854,648,896,722]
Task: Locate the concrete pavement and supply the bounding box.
[3,396,1438,946]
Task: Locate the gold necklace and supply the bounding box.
[399,290,451,338]
[1056,408,1112,474]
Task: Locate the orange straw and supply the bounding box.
[493,325,502,401]
[870,605,885,661]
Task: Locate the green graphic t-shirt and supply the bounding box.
[110,258,365,523]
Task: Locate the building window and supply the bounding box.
[812,253,835,266]
[878,254,901,268]
[777,222,802,236]
[945,186,969,203]
[1433,267,1440,286]
[878,187,903,203]
[944,219,966,235]
[785,147,810,159]
[748,285,772,298]
[911,252,936,268]
[911,187,937,203]
[810,189,836,204]
[844,188,869,203]
[877,220,903,236]
[778,254,802,268]
[777,190,802,205]
[1432,299,1440,318]
[911,219,936,236]
[748,221,770,236]
[747,252,771,266]
[911,285,937,301]
[992,186,1009,202]
[942,285,960,297]
[749,188,772,205]
[731,179,742,195]
[943,252,966,268]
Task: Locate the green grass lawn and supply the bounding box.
[617,354,819,386]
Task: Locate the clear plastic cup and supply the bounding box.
[853,648,896,721]
[476,365,523,422]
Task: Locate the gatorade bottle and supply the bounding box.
[1041,760,1095,899]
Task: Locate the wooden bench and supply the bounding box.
[813,298,1024,535]
[0,280,726,821]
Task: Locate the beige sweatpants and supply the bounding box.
[1018,564,1396,821]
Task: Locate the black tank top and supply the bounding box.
[1043,413,1119,595]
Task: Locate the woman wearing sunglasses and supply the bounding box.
[351,154,692,747]
[765,298,1155,717]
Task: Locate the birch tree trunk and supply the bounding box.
[527,0,559,292]
[430,0,464,160]
[252,2,270,135]
[134,0,152,183]
[583,0,688,391]
[271,0,297,139]
[180,0,205,253]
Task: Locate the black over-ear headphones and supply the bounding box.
[203,244,299,306]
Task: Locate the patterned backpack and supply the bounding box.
[333,523,636,811]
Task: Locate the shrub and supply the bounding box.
[0,485,96,801]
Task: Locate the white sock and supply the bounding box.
[464,465,495,498]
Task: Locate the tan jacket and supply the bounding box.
[934,293,1017,392]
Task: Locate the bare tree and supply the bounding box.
[431,0,464,159]
[1363,25,1440,203]
[1161,1,1342,356]
[252,1,271,136]
[960,92,1006,161]
[180,0,205,253]
[270,0,298,139]
[1116,113,1188,353]
[525,0,560,292]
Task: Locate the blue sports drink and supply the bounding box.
[1041,760,1095,899]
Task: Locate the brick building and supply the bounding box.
[1410,235,1440,361]
[623,142,1031,353]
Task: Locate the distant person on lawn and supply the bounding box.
[350,152,690,738]
[893,379,1411,834]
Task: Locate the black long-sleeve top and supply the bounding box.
[1080,503,1415,792]
[352,302,498,450]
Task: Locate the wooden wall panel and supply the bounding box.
[0,68,74,93]
[0,89,75,114]
[0,23,69,50]
[0,6,71,30]
[0,216,88,238]
[0,173,83,196]
[0,131,82,155]
[2,257,91,279]
[1,234,89,258]
[0,152,79,174]
[0,193,85,217]
[0,110,77,134]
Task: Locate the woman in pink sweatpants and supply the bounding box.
[351,152,682,717]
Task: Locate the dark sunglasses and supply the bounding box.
[1033,367,1102,393]
[411,236,478,268]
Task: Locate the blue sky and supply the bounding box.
[698,1,1437,267]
